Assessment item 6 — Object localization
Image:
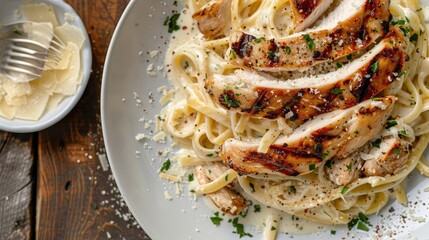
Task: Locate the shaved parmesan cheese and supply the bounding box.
[21,3,59,26]
[0,100,17,119]
[14,88,50,120]
[54,43,81,95]
[55,23,85,49]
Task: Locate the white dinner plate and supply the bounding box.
[101,0,429,239]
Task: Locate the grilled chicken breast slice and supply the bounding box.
[230,0,391,71]
[192,0,232,39]
[194,163,246,215]
[192,0,333,39]
[221,97,395,176]
[207,28,406,125]
[291,0,334,32]
[327,151,364,186]
[362,137,411,176]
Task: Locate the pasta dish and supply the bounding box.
[158,0,429,237]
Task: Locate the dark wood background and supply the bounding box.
[0,1,151,239]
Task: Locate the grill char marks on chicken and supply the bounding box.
[230,0,391,71]
[221,97,396,176]
[207,28,406,126]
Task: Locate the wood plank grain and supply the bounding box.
[37,0,150,239]
[0,132,34,240]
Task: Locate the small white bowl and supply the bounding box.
[0,0,92,133]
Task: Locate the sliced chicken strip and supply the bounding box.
[363,137,411,176]
[221,97,395,176]
[192,0,232,39]
[326,151,364,186]
[194,163,246,215]
[207,28,406,125]
[230,0,391,71]
[192,0,333,39]
[292,0,334,32]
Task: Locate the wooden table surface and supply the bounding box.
[0,1,151,239]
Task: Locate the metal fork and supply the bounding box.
[0,22,66,82]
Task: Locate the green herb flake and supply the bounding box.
[231,217,253,238]
[393,148,401,155]
[347,217,359,230]
[399,128,408,136]
[225,174,229,181]
[271,226,277,231]
[206,153,214,157]
[321,152,330,161]
[392,19,406,26]
[163,13,181,33]
[346,164,352,171]
[188,173,194,182]
[302,34,315,51]
[285,46,291,54]
[370,61,379,73]
[330,230,336,235]
[385,117,398,129]
[336,62,343,68]
[332,88,344,95]
[372,139,382,148]
[398,71,406,78]
[309,163,316,171]
[267,51,276,58]
[410,33,418,42]
[290,186,297,193]
[357,221,369,231]
[254,205,261,213]
[210,212,224,225]
[249,182,255,192]
[292,97,300,103]
[346,54,352,60]
[160,159,171,172]
[254,37,265,43]
[231,50,237,59]
[341,186,349,195]
[12,28,22,35]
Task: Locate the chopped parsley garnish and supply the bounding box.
[321,152,330,161]
[302,34,315,51]
[371,139,382,148]
[12,28,22,35]
[309,163,316,171]
[348,212,372,232]
[399,128,408,136]
[400,26,411,37]
[239,208,249,218]
[254,37,265,43]
[346,54,353,60]
[231,50,237,59]
[249,182,255,192]
[392,19,406,26]
[206,153,214,157]
[393,148,401,155]
[254,205,261,213]
[410,33,418,42]
[357,221,369,231]
[385,117,398,129]
[225,174,229,181]
[332,88,344,95]
[163,13,181,33]
[210,212,224,225]
[267,51,276,58]
[346,164,352,171]
[336,62,343,68]
[341,186,349,195]
[398,71,406,78]
[222,94,240,108]
[290,186,297,193]
[188,173,194,181]
[160,159,171,172]
[271,226,277,231]
[231,217,253,238]
[326,160,333,169]
[292,97,300,103]
[370,61,379,73]
[331,230,336,235]
[285,46,291,54]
